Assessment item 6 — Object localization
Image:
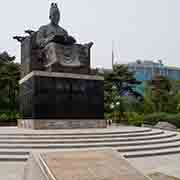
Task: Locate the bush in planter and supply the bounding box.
[0,112,19,122]
[126,112,144,127]
[8,112,19,122]
[0,113,8,121]
[144,112,180,128]
[105,112,113,120]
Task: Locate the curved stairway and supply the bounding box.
[0,126,179,161]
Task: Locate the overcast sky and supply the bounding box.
[0,0,180,68]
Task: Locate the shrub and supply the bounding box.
[143,112,167,125]
[8,112,19,121]
[144,112,180,128]
[164,114,180,128]
[0,113,8,121]
[0,112,19,122]
[126,112,144,127]
[104,113,113,120]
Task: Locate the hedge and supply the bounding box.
[0,112,19,122]
[144,112,180,128]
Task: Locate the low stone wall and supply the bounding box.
[18,119,107,129]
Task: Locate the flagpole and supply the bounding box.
[112,40,114,70]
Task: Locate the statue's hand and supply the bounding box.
[40,39,50,47]
[41,35,55,47]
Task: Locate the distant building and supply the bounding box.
[98,60,180,81]
[127,60,180,81]
[97,60,180,97]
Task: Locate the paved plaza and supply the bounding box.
[128,154,180,179]
[0,126,179,180]
[25,151,149,180]
[1,154,180,180]
[0,162,25,180]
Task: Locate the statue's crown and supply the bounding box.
[50,2,60,17]
[51,2,58,8]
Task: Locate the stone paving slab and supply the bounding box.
[0,162,26,180]
[37,150,150,180]
[128,154,180,178]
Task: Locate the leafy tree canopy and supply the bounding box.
[0,51,20,113]
[144,75,178,113]
[104,64,141,113]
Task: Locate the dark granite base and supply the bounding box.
[19,71,105,129]
[18,119,107,129]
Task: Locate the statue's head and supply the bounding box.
[49,3,60,25]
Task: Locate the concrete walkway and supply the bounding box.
[0,126,179,180]
[0,162,25,180]
[128,154,180,179]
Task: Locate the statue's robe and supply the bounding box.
[36,23,68,48]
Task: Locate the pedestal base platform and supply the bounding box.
[18,119,107,129]
[19,71,105,129]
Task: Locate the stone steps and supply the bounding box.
[1,140,180,161]
[118,141,180,152]
[0,130,161,139]
[0,131,175,143]
[0,136,179,149]
[0,140,180,153]
[0,130,160,139]
[124,147,180,158]
[0,127,179,161]
[0,155,29,161]
[0,127,151,135]
[0,132,163,139]
[0,138,180,150]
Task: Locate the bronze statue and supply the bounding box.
[14,3,93,76]
[36,3,76,48]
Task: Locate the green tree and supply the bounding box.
[104,64,141,122]
[107,85,129,123]
[147,75,177,113]
[109,65,139,93]
[0,52,20,115]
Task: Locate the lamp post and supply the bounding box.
[116,101,121,123]
[110,104,115,122]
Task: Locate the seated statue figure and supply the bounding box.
[14,3,93,76]
[36,3,76,48]
[36,3,93,72]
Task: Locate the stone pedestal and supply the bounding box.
[19,71,106,129]
[18,119,106,129]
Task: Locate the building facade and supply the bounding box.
[127,60,180,81]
